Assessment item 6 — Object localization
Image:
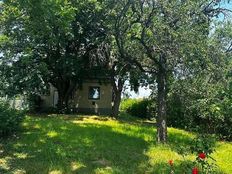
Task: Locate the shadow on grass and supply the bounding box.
[0,116,149,174]
[118,112,194,155]
[0,115,224,174]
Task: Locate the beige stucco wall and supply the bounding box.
[40,81,112,115]
[73,81,112,114]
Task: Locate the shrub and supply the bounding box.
[167,92,191,129]
[167,79,232,140]
[120,98,151,118]
[168,134,218,173]
[190,134,217,156]
[190,134,218,173]
[0,100,25,137]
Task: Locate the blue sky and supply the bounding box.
[218,1,232,20]
[224,1,232,9]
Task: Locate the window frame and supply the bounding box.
[88,86,101,100]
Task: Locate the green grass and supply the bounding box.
[0,114,231,174]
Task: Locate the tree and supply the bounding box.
[91,37,142,117]
[109,45,142,117]
[0,0,108,110]
[110,51,131,117]
[104,0,146,117]
[167,20,232,139]
[111,0,231,143]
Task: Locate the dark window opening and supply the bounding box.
[88,86,100,100]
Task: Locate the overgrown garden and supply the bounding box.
[0,0,232,173]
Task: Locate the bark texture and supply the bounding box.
[156,56,168,143]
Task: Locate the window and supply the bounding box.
[88,86,100,100]
[41,89,50,96]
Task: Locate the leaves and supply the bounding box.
[0,0,108,100]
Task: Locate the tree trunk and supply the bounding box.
[56,81,76,113]
[156,67,168,143]
[57,88,67,112]
[111,75,124,118]
[112,91,122,117]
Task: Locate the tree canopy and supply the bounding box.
[106,0,231,142]
[0,0,110,109]
[0,0,231,142]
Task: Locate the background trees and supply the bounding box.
[167,21,232,140]
[0,0,231,142]
[109,0,231,142]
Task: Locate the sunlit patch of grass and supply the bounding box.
[70,161,86,171]
[147,145,182,164]
[213,142,232,174]
[13,152,28,159]
[49,170,63,174]
[94,166,121,174]
[0,114,231,174]
[12,169,26,174]
[34,123,41,129]
[0,158,10,171]
[47,131,59,138]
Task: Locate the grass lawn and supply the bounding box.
[0,114,231,174]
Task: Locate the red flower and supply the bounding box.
[192,167,198,174]
[198,152,206,159]
[168,160,174,166]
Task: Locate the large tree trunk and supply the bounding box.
[56,80,77,113]
[111,76,124,117]
[112,90,122,117]
[156,65,168,143]
[57,88,68,112]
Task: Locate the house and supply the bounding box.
[40,79,113,115]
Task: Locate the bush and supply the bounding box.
[167,93,189,129]
[0,100,25,137]
[167,79,232,140]
[120,98,151,119]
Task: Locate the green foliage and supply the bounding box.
[120,98,151,118]
[0,0,110,108]
[168,18,232,140]
[0,0,231,144]
[167,57,232,140]
[191,134,217,156]
[109,0,228,142]
[168,79,232,140]
[167,92,189,129]
[167,78,232,140]
[120,98,136,112]
[0,100,25,137]
[190,134,218,173]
